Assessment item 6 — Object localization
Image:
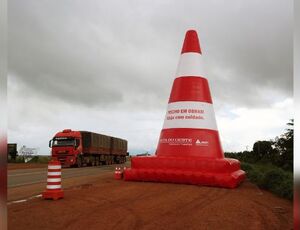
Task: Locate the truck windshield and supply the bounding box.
[52,137,75,147]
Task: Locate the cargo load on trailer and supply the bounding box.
[49,129,128,167]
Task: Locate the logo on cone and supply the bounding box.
[195,139,209,146]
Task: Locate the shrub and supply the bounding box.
[241,162,253,172]
[27,156,39,163]
[260,168,293,200]
[14,156,25,163]
[276,177,293,200]
[241,162,293,200]
[247,169,264,187]
[37,156,51,163]
[262,169,285,190]
[28,156,50,163]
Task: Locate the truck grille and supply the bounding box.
[57,153,69,165]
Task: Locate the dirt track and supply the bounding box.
[8,170,293,230]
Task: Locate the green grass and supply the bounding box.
[9,155,50,164]
[28,155,51,163]
[241,162,293,200]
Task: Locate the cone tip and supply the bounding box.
[181,29,202,54]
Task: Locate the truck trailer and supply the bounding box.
[49,129,128,167]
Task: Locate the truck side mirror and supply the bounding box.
[49,140,52,148]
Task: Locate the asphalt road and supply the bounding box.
[8,165,119,188]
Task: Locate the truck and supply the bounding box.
[49,129,128,167]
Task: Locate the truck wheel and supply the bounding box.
[77,157,82,168]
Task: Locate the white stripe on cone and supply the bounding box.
[175,53,205,78]
[48,165,61,170]
[48,171,61,176]
[163,101,218,130]
[47,178,61,183]
[47,185,61,189]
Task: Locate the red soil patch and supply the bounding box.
[8,173,293,230]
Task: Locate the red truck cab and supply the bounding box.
[49,129,128,167]
[49,129,82,167]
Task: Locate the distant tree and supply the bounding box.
[240,150,255,163]
[274,119,293,171]
[225,119,293,170]
[252,140,274,162]
[224,152,236,159]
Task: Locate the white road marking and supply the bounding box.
[7,194,42,205]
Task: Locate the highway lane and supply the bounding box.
[8,164,121,188]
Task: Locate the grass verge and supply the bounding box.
[241,162,293,200]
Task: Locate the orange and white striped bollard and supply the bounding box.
[42,159,64,200]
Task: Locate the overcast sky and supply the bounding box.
[8,0,293,155]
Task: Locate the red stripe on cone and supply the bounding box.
[169,77,212,103]
[181,30,202,54]
[47,182,61,185]
[47,169,61,172]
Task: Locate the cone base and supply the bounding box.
[124,156,246,188]
[114,173,123,180]
[42,190,64,200]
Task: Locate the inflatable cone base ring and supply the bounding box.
[124,156,245,188]
[42,190,64,200]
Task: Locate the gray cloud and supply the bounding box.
[9,0,292,109]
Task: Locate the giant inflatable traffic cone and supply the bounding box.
[124,30,245,188]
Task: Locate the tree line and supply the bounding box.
[225,119,293,172]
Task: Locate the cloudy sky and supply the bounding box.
[8,0,293,155]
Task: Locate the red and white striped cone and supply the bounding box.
[124,30,245,188]
[42,159,64,200]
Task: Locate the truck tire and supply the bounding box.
[77,156,82,168]
[91,157,96,166]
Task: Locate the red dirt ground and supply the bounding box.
[8,171,293,230]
